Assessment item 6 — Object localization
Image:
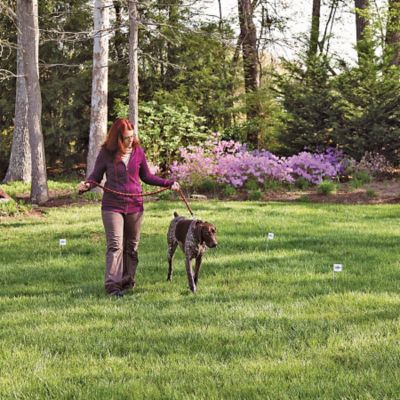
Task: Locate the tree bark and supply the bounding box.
[87,0,110,178]
[385,0,400,66]
[113,0,124,61]
[238,0,260,147]
[355,0,371,61]
[20,0,48,204]
[128,0,139,135]
[3,0,31,183]
[218,0,233,129]
[309,0,321,58]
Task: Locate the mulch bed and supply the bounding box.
[262,189,400,205]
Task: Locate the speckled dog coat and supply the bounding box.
[167,212,217,293]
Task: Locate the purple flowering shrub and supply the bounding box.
[169,146,216,187]
[215,150,294,187]
[286,148,344,185]
[170,137,347,188]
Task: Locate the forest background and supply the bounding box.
[0,0,399,204]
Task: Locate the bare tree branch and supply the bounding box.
[0,69,20,81]
[0,2,17,23]
[320,0,340,53]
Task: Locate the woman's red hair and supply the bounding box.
[102,118,140,158]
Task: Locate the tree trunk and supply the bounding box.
[113,0,124,61]
[238,0,260,147]
[3,0,31,183]
[20,0,48,204]
[355,0,371,61]
[217,0,231,129]
[87,0,110,178]
[128,0,139,135]
[385,0,400,66]
[309,0,321,58]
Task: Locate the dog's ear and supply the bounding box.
[194,220,203,243]
[204,221,216,230]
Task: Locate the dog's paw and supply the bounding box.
[189,285,197,294]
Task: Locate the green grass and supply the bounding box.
[1,200,400,399]
[1,180,79,198]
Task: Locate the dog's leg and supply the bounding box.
[167,241,178,281]
[194,255,202,286]
[185,257,196,293]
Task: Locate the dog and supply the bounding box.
[167,212,218,293]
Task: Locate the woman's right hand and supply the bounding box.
[171,182,181,191]
[78,181,90,193]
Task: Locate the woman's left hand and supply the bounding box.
[171,182,181,191]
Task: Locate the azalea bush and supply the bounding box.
[170,136,348,189]
[286,148,345,185]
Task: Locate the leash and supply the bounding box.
[81,180,195,218]
[176,188,195,218]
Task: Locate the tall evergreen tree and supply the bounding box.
[164,0,180,91]
[35,0,92,169]
[238,0,261,148]
[385,0,400,66]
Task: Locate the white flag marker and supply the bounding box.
[333,264,343,272]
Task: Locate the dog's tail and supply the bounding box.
[174,211,179,218]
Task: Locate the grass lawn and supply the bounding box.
[1,199,400,399]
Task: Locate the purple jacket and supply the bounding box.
[87,146,174,213]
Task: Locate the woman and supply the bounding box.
[78,118,180,297]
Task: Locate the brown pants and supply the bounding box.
[102,211,143,294]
